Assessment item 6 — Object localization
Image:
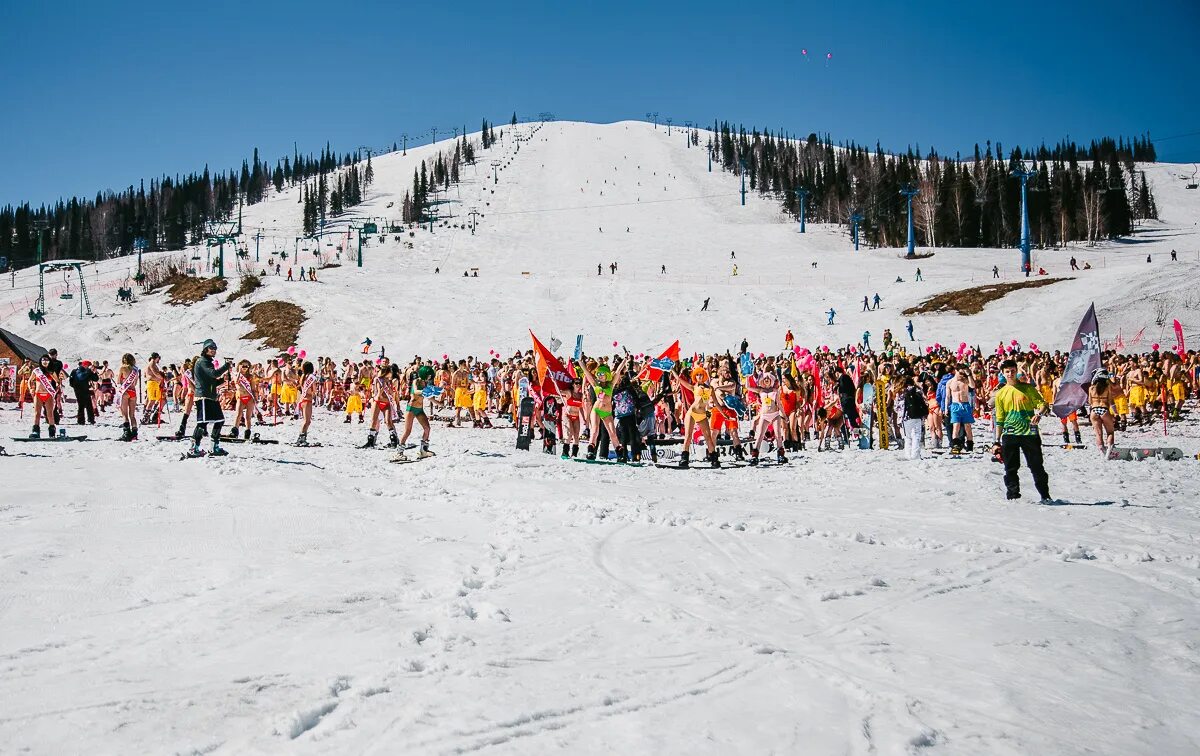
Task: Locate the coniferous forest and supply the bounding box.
[704,123,1158,250]
[0,143,380,268]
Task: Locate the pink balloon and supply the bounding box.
[926,346,934,354]
[849,345,858,354]
[821,346,830,353]
[959,342,967,348]
[299,350,306,359]
[288,346,296,355]
[63,363,70,370]
[277,358,285,366]
[934,343,941,349]
[612,341,619,347]
[1010,339,1018,346]
[442,354,448,360]
[1152,343,1160,351]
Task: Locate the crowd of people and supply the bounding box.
[3,336,1196,500]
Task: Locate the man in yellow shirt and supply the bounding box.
[994,359,1052,502]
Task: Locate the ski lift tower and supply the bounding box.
[36,260,94,319]
[205,218,239,279]
[490,160,501,185]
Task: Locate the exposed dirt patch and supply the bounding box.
[904,278,1071,316]
[226,273,262,303]
[166,275,228,305]
[241,300,306,351]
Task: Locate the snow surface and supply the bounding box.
[2,122,1200,754]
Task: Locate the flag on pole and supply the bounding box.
[1173,319,1185,356]
[530,330,574,396]
[1052,303,1101,418]
[637,340,681,382]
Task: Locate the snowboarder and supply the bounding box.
[862,331,871,350]
[906,320,915,341]
[915,268,923,282]
[993,265,1000,279]
[872,293,882,310]
[827,308,836,326]
[701,297,710,312]
[862,296,870,312]
[361,337,372,354]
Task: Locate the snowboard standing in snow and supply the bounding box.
[515,396,535,450]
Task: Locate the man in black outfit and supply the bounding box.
[46,348,64,424]
[836,366,861,430]
[191,339,232,456]
[69,360,99,425]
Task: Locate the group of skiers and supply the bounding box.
[7,335,1197,499]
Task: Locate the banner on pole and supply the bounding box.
[1052,303,1100,418]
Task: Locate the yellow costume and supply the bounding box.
[1128,385,1146,407]
[346,393,364,414]
[146,380,162,402]
[472,389,487,411]
[455,387,472,409]
[1171,382,1186,402]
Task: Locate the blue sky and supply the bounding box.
[3,0,1197,207]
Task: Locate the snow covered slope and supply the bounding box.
[3,121,1198,361]
[2,122,1200,754]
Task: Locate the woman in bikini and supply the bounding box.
[674,364,720,468]
[1087,370,1118,454]
[745,369,788,465]
[116,353,140,441]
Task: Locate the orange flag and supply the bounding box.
[530,330,574,396]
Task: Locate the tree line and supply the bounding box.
[708,123,1159,249]
[1,142,376,268]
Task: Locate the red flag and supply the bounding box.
[1174,319,1186,356]
[637,340,681,382]
[530,330,573,396]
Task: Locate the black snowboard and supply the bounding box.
[515,397,535,450]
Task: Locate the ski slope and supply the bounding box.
[2,121,1198,359]
[2,122,1200,755]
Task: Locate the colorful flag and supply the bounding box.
[1052,303,1101,418]
[1174,319,1185,356]
[637,340,681,382]
[530,330,574,397]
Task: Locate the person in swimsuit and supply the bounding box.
[582,357,629,461]
[116,353,140,441]
[143,352,166,425]
[396,364,435,459]
[231,360,257,440]
[562,378,584,458]
[295,361,318,445]
[28,353,59,438]
[674,365,720,468]
[174,358,197,439]
[363,364,401,448]
[745,370,788,464]
[1087,370,1118,453]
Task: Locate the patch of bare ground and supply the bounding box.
[241,301,306,351]
[903,278,1071,316]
